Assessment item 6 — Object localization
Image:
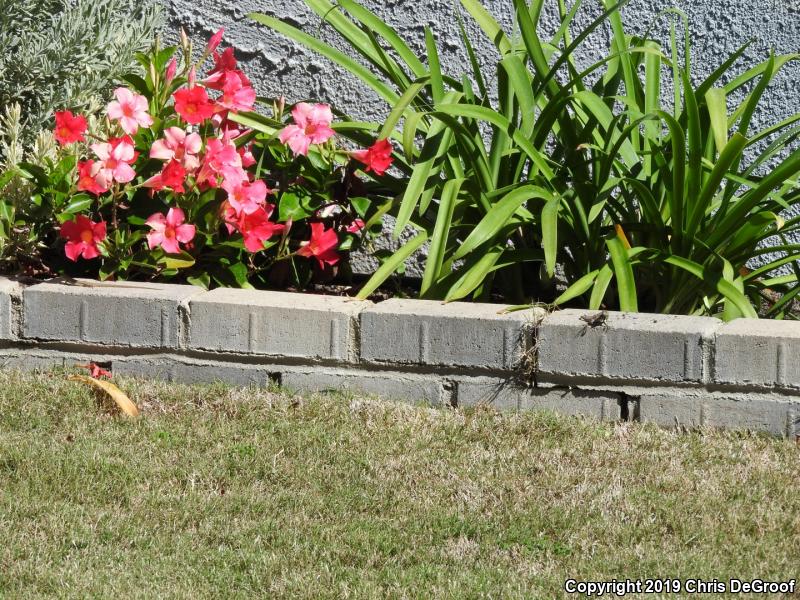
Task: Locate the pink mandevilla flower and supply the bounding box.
[278,103,335,156]
[173,86,215,124]
[143,160,187,194]
[165,57,178,84]
[76,160,108,196]
[150,127,202,171]
[146,207,196,254]
[222,178,269,215]
[297,222,339,268]
[60,215,106,261]
[352,139,394,175]
[224,203,284,252]
[216,72,256,113]
[197,137,244,188]
[91,136,138,188]
[106,88,153,135]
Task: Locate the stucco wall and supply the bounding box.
[162,0,800,276]
[163,0,800,126]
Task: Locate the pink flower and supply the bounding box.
[196,137,243,188]
[60,215,106,261]
[76,160,107,196]
[53,110,87,146]
[346,218,365,234]
[206,28,224,53]
[143,160,187,194]
[173,86,216,124]
[146,207,196,254]
[297,222,339,268]
[224,203,284,252]
[222,178,268,215]
[216,71,255,113]
[91,136,138,188]
[352,139,394,175]
[106,88,153,135]
[278,103,335,156]
[150,127,202,171]
[165,58,178,84]
[238,144,256,168]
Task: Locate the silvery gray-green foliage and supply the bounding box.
[0,0,161,154]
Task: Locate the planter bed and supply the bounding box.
[0,275,798,437]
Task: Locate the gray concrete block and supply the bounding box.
[537,310,721,384]
[281,368,443,406]
[360,299,539,370]
[456,377,622,420]
[0,348,114,372]
[112,355,275,387]
[713,319,800,389]
[639,391,800,437]
[22,279,200,348]
[188,288,368,361]
[0,278,21,340]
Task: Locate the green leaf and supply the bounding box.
[705,87,728,154]
[161,252,195,270]
[606,238,638,312]
[356,232,428,299]
[452,186,551,261]
[61,194,94,215]
[445,245,504,302]
[249,12,399,105]
[459,0,512,55]
[541,195,561,278]
[554,270,599,306]
[421,178,463,295]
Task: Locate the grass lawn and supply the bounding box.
[0,369,798,599]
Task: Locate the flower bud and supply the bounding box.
[165,57,177,84]
[207,28,224,53]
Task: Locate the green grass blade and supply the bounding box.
[379,79,429,139]
[590,265,614,310]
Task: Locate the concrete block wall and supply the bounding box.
[2,276,800,437]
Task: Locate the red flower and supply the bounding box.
[173,86,216,124]
[143,159,187,193]
[206,28,224,53]
[53,110,87,146]
[224,203,284,252]
[352,138,393,175]
[345,218,365,234]
[60,215,106,261]
[76,160,107,196]
[297,222,339,268]
[78,362,112,379]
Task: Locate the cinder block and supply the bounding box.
[537,310,720,384]
[22,279,200,348]
[113,355,275,387]
[714,319,800,389]
[456,377,622,420]
[360,299,539,370]
[281,369,443,405]
[0,277,21,340]
[639,391,800,437]
[188,288,368,361]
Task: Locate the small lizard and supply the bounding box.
[579,310,608,336]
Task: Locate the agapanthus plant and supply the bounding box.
[7,29,393,290]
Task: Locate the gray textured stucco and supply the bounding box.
[163,0,800,126]
[162,0,800,276]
